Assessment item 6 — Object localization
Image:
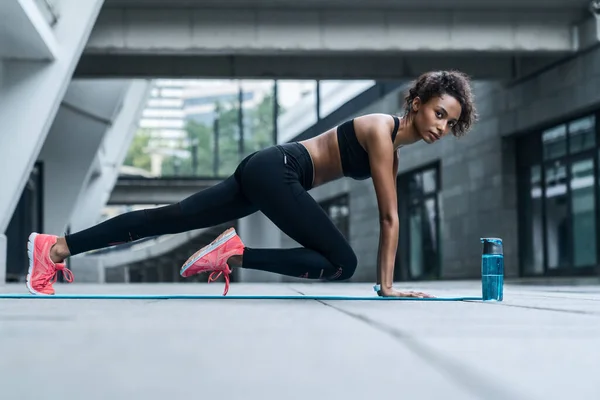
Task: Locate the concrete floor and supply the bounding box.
[0,280,598,400]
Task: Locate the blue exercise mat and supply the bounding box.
[0,293,483,301]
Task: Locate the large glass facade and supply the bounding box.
[517,113,599,276]
[396,163,441,281]
[125,79,373,179]
[132,79,278,178]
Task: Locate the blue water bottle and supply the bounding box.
[480,238,504,301]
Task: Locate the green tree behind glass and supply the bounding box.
[123,128,152,171]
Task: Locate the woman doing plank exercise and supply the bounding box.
[26,70,477,297]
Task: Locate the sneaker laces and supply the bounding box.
[32,262,74,291]
[51,264,74,284]
[208,265,231,296]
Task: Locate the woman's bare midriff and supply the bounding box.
[298,114,398,189]
[299,127,344,188]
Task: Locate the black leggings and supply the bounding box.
[65,142,357,281]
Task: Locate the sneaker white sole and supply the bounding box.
[180,228,237,276]
[26,232,50,296]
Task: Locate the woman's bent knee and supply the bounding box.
[327,248,358,281]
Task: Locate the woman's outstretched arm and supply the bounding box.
[366,121,433,298]
[365,122,399,294]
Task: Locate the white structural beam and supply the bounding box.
[86,8,578,54]
[107,178,222,205]
[0,0,59,60]
[74,52,564,80]
[101,0,589,8]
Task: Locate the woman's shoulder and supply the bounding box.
[353,113,398,134]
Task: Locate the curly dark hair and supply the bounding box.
[403,70,478,137]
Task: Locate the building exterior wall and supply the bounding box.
[282,46,600,283]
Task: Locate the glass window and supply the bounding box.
[408,173,423,198]
[276,80,318,143]
[408,167,437,198]
[318,80,375,117]
[519,113,598,275]
[542,124,567,160]
[214,81,243,177]
[127,79,279,178]
[240,80,276,158]
[569,116,595,154]
[571,158,597,267]
[422,169,437,194]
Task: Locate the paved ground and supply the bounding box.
[1,280,598,400]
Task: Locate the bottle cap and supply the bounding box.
[480,237,503,255]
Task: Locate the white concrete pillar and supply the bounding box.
[0,0,104,278]
[237,212,283,283]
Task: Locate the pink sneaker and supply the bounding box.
[180,227,244,295]
[26,233,74,295]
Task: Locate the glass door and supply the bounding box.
[397,165,440,281]
[407,197,440,280]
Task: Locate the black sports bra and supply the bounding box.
[336,115,400,180]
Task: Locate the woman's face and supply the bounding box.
[412,95,462,144]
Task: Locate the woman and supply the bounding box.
[26,70,477,297]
